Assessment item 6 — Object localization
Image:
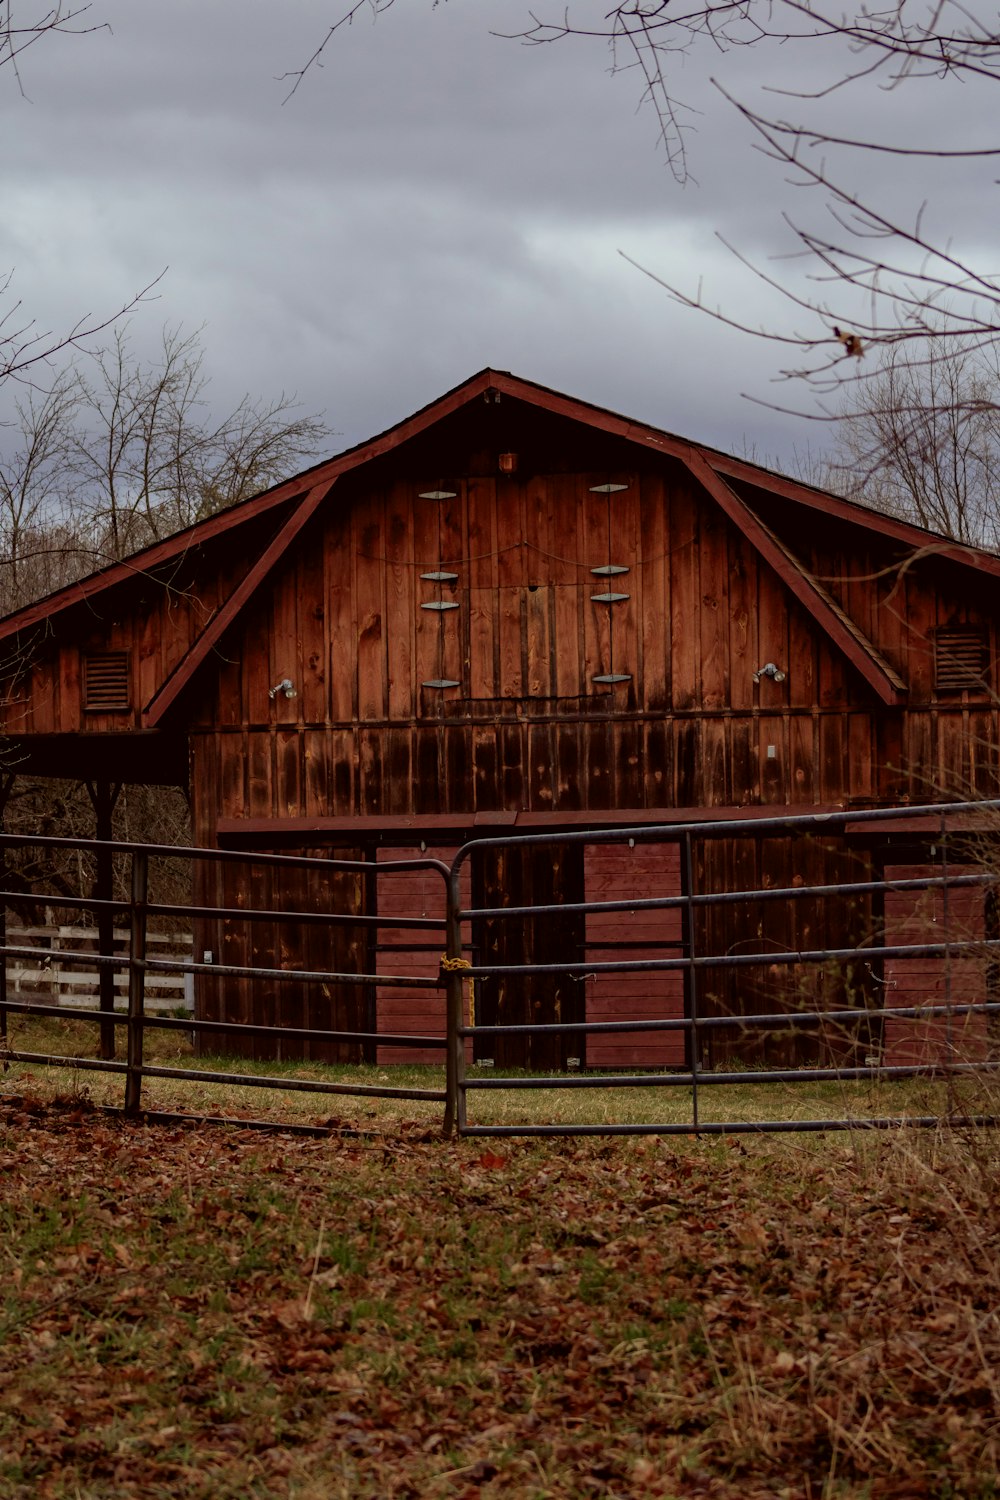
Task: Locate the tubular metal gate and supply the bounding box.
[2,799,1000,1137]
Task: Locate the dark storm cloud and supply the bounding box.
[0,1,994,467]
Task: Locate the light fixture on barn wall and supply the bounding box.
[498,452,517,474]
[752,662,787,684]
[269,678,297,700]
[417,488,457,501]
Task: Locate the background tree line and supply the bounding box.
[0,324,329,614]
[0,322,329,922]
[1,0,997,927]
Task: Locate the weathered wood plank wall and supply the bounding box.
[5,396,999,1066]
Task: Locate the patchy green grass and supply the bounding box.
[0,1096,997,1498]
[0,1011,977,1137]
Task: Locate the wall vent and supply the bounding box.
[83,651,130,711]
[934,628,988,691]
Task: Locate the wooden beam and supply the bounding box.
[216,801,852,842]
[5,731,187,785]
[488,373,1000,579]
[0,370,499,646]
[489,371,696,464]
[710,452,1000,579]
[845,815,994,835]
[0,492,295,646]
[683,451,908,706]
[7,363,1000,655]
[143,478,338,728]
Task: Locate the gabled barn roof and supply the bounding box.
[1,366,996,723]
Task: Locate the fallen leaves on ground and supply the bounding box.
[0,1090,997,1498]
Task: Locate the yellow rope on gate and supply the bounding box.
[440,954,475,1028]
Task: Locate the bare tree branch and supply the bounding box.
[0,323,333,613]
[297,3,1000,399]
[830,338,1000,548]
[0,270,166,389]
[279,0,399,103]
[0,3,108,98]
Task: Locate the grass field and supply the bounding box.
[0,1011,983,1137]
[1,1013,999,1497]
[0,1090,997,1498]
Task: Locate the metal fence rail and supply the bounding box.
[0,838,452,1121]
[446,798,1000,1136]
[1,798,999,1137]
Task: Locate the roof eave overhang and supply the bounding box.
[2,364,998,668]
[683,452,908,707]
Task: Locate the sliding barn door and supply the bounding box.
[472,843,585,1070]
[583,841,686,1069]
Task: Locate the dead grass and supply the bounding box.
[0,1093,997,1498]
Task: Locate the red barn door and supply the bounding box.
[583,841,686,1069]
[883,864,988,1066]
[375,846,472,1065]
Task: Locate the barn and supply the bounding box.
[0,368,997,1069]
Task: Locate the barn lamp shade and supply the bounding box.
[752,662,786,684]
[417,489,457,501]
[268,677,298,700]
[498,452,518,474]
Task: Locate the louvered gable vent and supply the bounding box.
[83,651,130,711]
[934,628,988,692]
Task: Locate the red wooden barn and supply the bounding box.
[0,368,997,1069]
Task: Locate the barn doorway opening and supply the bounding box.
[471,842,586,1071]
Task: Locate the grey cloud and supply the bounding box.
[0,0,993,471]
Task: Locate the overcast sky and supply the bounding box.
[1,1,993,472]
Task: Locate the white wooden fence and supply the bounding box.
[3,926,194,1013]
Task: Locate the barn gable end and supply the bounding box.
[1,367,998,1067]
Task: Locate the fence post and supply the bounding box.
[0,775,14,1043]
[443,865,467,1138]
[0,847,6,1045]
[938,814,953,1067]
[682,831,700,1133]
[124,850,148,1116]
[86,781,123,1061]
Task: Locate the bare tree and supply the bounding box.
[0,323,331,611]
[831,342,1000,548]
[0,374,81,612]
[300,2,1000,397]
[67,325,330,560]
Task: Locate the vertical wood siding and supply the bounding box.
[883,865,988,1066]
[6,408,1000,1066]
[583,842,685,1068]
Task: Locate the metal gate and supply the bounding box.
[2,798,1000,1137]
